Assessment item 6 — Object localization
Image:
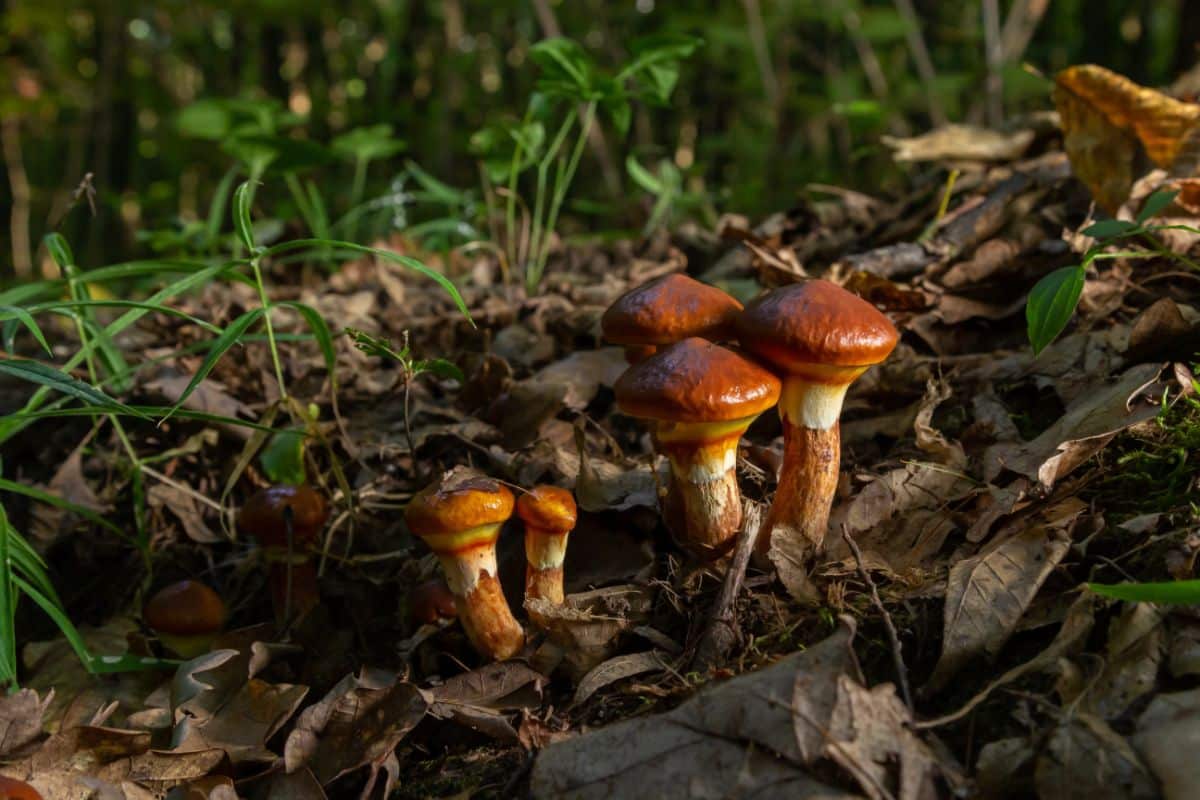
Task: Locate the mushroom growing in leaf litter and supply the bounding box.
[614,337,781,558]
[143,579,226,659]
[404,469,526,661]
[736,279,899,559]
[601,273,743,363]
[517,485,578,606]
[238,483,329,626]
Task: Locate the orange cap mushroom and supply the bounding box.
[0,777,43,800]
[601,273,743,363]
[143,580,226,658]
[736,280,898,558]
[238,484,329,625]
[516,485,578,606]
[614,338,780,557]
[405,469,525,660]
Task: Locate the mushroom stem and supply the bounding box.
[757,375,856,557]
[265,558,320,626]
[524,525,569,604]
[425,524,525,660]
[656,417,756,558]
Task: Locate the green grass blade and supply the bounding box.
[233,181,258,253]
[1088,579,1200,604]
[0,359,148,419]
[0,506,18,684]
[4,405,277,433]
[10,575,95,673]
[0,306,52,355]
[0,477,124,538]
[161,308,265,422]
[19,300,222,334]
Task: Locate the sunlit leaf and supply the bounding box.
[260,427,307,486]
[1026,265,1085,355]
[1088,579,1200,604]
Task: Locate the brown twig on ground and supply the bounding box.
[843,526,914,711]
[691,500,763,670]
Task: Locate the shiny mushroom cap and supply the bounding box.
[614,338,781,424]
[405,468,514,544]
[0,777,42,800]
[143,580,226,636]
[516,486,577,533]
[735,280,899,379]
[601,274,743,347]
[238,484,329,548]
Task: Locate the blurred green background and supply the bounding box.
[1,0,1196,278]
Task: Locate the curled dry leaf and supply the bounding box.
[531,620,861,800]
[1078,602,1165,719]
[572,651,667,707]
[925,501,1081,692]
[0,689,51,757]
[882,123,1035,163]
[1132,687,1200,799]
[573,424,658,513]
[533,348,628,412]
[526,584,654,678]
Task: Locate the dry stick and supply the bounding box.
[1,117,32,279]
[890,0,947,126]
[842,526,914,711]
[692,501,763,670]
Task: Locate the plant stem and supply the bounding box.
[505,106,533,271]
[527,112,577,292]
[531,101,597,290]
[250,256,288,403]
[349,156,368,243]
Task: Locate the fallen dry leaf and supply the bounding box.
[1132,687,1200,799]
[1034,714,1157,800]
[883,123,1035,163]
[572,651,666,707]
[0,689,50,757]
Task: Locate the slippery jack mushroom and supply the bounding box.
[601,273,743,364]
[614,337,781,558]
[404,470,525,661]
[516,485,578,606]
[0,776,43,800]
[238,484,329,626]
[736,279,898,558]
[143,579,226,658]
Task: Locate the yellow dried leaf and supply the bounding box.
[1054,64,1200,212]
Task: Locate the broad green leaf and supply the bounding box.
[1136,188,1180,224]
[177,99,233,139]
[413,357,465,382]
[0,359,148,419]
[1082,218,1139,239]
[233,182,257,253]
[161,308,265,422]
[405,160,473,206]
[260,428,307,486]
[1026,265,1085,355]
[1088,579,1200,604]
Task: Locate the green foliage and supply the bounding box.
[260,427,308,487]
[1088,579,1200,604]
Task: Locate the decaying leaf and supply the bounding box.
[925,503,1080,691]
[573,424,658,512]
[526,584,655,678]
[1034,714,1158,800]
[531,620,861,799]
[572,651,666,707]
[0,689,51,757]
[1132,687,1200,798]
[1079,602,1165,719]
[883,123,1035,163]
[533,348,627,411]
[1055,64,1200,211]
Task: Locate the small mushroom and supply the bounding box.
[736,280,899,558]
[517,485,578,605]
[404,469,525,661]
[143,580,226,658]
[0,776,43,800]
[614,337,781,557]
[408,578,458,626]
[601,273,743,363]
[238,484,329,625]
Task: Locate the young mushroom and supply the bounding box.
[404,469,525,661]
[614,337,781,557]
[0,776,43,800]
[238,484,329,625]
[517,485,578,605]
[601,273,743,363]
[143,580,226,658]
[735,280,899,558]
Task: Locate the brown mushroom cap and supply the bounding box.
[614,338,781,423]
[601,274,743,347]
[405,470,514,538]
[238,484,329,548]
[143,580,225,636]
[516,486,577,533]
[0,777,43,800]
[735,280,899,375]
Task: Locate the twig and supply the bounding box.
[1,116,33,279]
[691,501,763,670]
[890,0,947,126]
[843,526,914,711]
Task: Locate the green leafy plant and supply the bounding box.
[1088,578,1200,603]
[1025,189,1198,354]
[472,35,701,293]
[625,155,712,235]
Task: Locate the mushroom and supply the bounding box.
[735,280,898,557]
[601,273,743,363]
[516,485,578,605]
[238,484,329,625]
[408,578,458,626]
[143,579,226,658]
[404,469,525,660]
[0,777,43,800]
[614,337,781,557]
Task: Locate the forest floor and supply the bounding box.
[2,94,1200,799]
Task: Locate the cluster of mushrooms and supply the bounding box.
[603,273,899,561]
